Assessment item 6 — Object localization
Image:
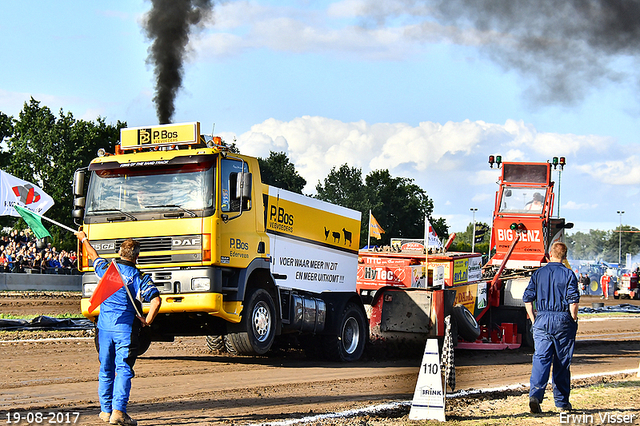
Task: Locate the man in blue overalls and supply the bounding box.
[76,231,162,426]
[523,241,579,414]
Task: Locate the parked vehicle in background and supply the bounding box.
[615,268,639,299]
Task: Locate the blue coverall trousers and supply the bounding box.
[529,311,578,408]
[96,327,139,413]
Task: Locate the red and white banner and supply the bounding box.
[0,170,54,217]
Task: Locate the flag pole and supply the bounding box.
[24,209,76,233]
[424,214,429,286]
[368,210,371,250]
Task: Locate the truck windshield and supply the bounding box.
[499,187,546,214]
[85,162,214,216]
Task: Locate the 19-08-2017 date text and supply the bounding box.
[3,412,80,424]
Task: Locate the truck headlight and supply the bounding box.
[83,283,98,297]
[191,277,210,291]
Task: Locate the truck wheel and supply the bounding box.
[323,302,367,362]
[452,304,480,342]
[227,288,276,355]
[206,335,226,352]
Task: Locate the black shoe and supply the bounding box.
[529,397,542,414]
[558,403,573,412]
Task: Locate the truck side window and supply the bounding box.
[221,159,251,212]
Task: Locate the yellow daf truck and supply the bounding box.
[73,122,367,361]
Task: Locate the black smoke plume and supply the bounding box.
[425,0,640,106]
[362,0,640,107]
[144,0,213,124]
[429,0,640,106]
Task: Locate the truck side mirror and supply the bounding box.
[233,172,252,201]
[73,170,86,197]
[72,170,87,226]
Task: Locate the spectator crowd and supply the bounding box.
[0,229,78,274]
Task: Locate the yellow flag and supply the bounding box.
[370,213,385,239]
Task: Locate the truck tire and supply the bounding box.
[323,302,367,362]
[227,288,276,355]
[206,335,226,352]
[452,304,480,342]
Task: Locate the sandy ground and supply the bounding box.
[0,293,639,425]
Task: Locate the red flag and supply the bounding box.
[88,261,125,313]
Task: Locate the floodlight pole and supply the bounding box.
[470,208,478,253]
[617,210,624,267]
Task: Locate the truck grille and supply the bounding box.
[115,237,173,252]
[138,255,173,264]
[92,235,202,265]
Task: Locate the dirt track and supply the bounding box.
[1,294,639,425]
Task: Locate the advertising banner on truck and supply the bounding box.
[453,282,488,316]
[267,187,361,294]
[357,264,411,287]
[120,122,200,149]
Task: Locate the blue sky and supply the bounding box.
[2,0,640,236]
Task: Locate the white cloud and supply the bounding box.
[233,116,614,186]
[471,193,494,203]
[563,200,598,210]
[576,156,640,185]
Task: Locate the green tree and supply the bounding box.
[563,227,640,264]
[566,229,608,261]
[605,226,640,265]
[366,169,444,245]
[449,221,491,254]
[0,111,15,229]
[0,111,12,169]
[316,164,371,211]
[4,98,125,250]
[257,151,306,194]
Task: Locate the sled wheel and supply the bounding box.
[452,304,480,342]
